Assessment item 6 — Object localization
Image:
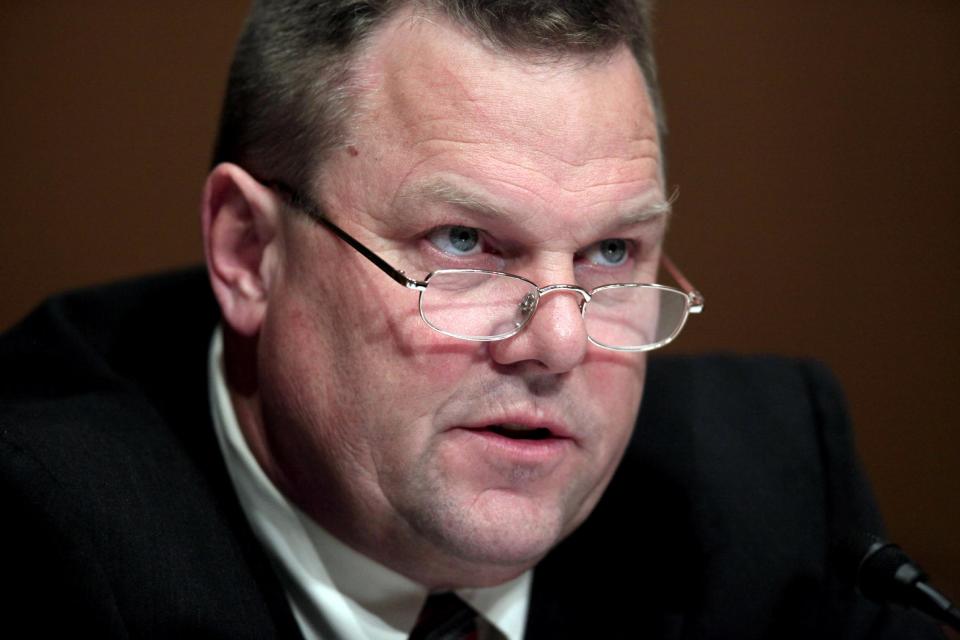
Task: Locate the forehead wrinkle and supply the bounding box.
[479,132,661,195]
[399,102,656,181]
[467,146,662,213]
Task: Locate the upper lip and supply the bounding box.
[454,413,577,442]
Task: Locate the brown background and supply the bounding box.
[2,0,957,609]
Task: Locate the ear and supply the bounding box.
[201,163,282,337]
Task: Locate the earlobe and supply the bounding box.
[202,163,281,337]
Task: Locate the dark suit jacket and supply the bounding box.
[0,269,944,639]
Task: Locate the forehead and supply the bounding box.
[337,10,663,233]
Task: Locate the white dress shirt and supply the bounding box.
[208,327,531,639]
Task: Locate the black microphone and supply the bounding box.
[842,532,960,631]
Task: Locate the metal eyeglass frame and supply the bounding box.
[269,180,705,352]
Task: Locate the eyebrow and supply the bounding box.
[399,177,511,219]
[399,177,675,229]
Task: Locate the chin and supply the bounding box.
[408,488,578,584]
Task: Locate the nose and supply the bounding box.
[488,285,590,373]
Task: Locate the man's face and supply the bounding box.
[256,13,666,587]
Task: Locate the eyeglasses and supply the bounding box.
[269,181,704,352]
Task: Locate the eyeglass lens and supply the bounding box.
[420,271,535,340]
[584,285,687,349]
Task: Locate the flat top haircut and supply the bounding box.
[212,0,662,192]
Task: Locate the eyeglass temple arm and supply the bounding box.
[661,253,705,313]
[269,181,428,291]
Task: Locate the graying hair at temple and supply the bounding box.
[211,0,663,192]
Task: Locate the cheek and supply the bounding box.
[582,355,646,451]
[307,274,487,440]
[377,287,489,385]
[373,332,487,425]
[586,355,645,410]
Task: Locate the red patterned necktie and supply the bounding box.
[408,592,479,640]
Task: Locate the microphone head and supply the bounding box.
[838,532,960,631]
[838,532,928,606]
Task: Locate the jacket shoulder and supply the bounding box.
[529,354,942,639]
[0,269,299,637]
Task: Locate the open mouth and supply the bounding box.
[486,424,553,441]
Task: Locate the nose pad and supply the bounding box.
[518,291,538,323]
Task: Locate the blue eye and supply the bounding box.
[584,239,630,267]
[428,226,482,256]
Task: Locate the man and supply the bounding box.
[0,1,945,638]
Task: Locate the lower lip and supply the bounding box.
[452,427,572,464]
